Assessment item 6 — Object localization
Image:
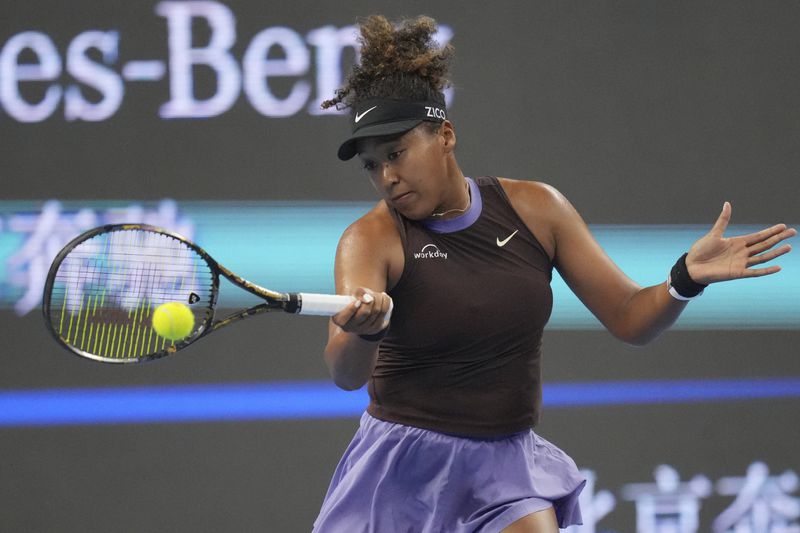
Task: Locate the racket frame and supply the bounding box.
[42,223,309,363]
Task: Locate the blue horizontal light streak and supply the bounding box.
[0,382,366,427]
[0,378,797,428]
[544,378,800,406]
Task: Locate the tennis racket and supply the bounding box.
[42,223,362,363]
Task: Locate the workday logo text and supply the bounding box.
[414,244,448,260]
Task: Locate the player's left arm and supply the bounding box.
[508,181,795,345]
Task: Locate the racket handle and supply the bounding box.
[296,293,354,316]
[296,293,394,330]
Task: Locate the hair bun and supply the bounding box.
[322,15,454,110]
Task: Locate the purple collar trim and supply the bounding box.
[423,177,482,234]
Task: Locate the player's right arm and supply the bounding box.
[324,205,400,390]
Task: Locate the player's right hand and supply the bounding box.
[332,288,392,336]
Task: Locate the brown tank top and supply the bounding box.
[367,176,553,438]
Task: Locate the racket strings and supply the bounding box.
[47,229,215,361]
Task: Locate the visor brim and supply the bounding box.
[337,119,424,161]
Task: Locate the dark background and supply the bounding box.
[2,1,798,531]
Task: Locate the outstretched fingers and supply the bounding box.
[742,226,795,274]
[741,264,783,278]
[747,244,793,266]
[744,224,794,247]
[745,226,796,255]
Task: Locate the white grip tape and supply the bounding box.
[297,293,394,326]
[297,293,354,316]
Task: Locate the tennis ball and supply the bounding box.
[152,302,195,341]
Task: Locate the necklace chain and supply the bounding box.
[430,181,470,218]
[429,206,468,218]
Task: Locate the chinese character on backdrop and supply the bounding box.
[622,464,712,533]
[712,461,800,533]
[6,199,193,316]
[7,201,98,316]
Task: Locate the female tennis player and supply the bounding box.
[313,15,796,533]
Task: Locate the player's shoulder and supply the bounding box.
[338,200,399,249]
[496,177,572,219]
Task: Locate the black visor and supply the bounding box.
[337,95,447,160]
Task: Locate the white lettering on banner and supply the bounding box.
[64,31,125,121]
[713,462,800,532]
[243,26,310,117]
[622,465,712,533]
[514,462,798,532]
[0,32,62,122]
[156,0,241,118]
[4,200,194,316]
[0,1,454,122]
[306,25,359,116]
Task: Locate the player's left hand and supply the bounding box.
[686,202,796,284]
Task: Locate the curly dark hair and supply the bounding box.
[321,15,454,110]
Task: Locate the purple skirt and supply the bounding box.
[313,412,585,532]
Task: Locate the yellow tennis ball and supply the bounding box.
[152,302,195,341]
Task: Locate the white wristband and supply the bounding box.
[667,275,704,301]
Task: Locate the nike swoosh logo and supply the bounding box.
[355,106,378,123]
[496,230,519,247]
